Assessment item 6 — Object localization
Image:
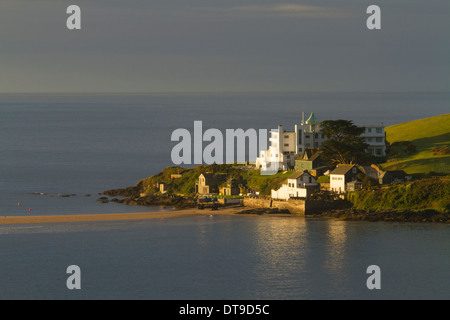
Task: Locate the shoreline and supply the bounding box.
[309,208,450,223]
[2,206,449,225]
[0,206,255,225]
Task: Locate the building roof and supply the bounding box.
[305,112,319,124]
[288,170,311,180]
[330,164,357,175]
[379,170,407,178]
[295,148,320,161]
[311,165,329,171]
[359,165,380,179]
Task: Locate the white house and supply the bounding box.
[256,112,386,173]
[255,124,298,173]
[360,125,386,157]
[271,171,318,200]
[329,164,364,193]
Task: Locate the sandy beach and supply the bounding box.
[0,206,250,225]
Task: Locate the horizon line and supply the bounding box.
[0,90,449,95]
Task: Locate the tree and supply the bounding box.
[319,120,372,166]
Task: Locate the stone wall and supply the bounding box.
[243,198,306,215]
[243,197,347,216]
[217,198,243,205]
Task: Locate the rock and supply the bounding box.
[97,197,110,203]
[102,186,141,198]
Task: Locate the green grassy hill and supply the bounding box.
[347,177,450,213]
[137,164,292,196]
[381,113,450,174]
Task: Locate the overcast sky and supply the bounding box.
[0,0,449,93]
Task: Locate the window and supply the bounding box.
[321,134,325,139]
[284,135,289,139]
[367,137,373,142]
[284,143,289,147]
[376,128,382,133]
[314,133,319,139]
[305,134,310,138]
[305,143,310,147]
[367,128,372,133]
[375,149,382,155]
[376,137,382,142]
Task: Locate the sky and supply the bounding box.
[0,0,449,93]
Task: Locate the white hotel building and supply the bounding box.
[256,113,386,172]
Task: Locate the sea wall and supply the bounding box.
[217,198,243,205]
[243,198,347,216]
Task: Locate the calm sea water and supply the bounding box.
[0,92,449,299]
[0,215,449,300]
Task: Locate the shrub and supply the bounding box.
[432,145,450,155]
[316,176,330,183]
[347,178,450,213]
[390,141,417,155]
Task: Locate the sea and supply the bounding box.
[0,92,449,300]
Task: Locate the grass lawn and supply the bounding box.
[381,114,450,174]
